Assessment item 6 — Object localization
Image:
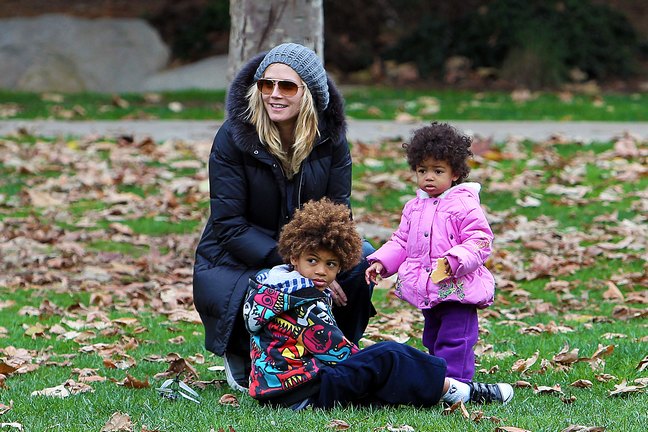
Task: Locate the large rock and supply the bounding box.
[0,14,169,93]
[143,55,229,91]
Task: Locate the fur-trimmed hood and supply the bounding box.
[225,52,347,151]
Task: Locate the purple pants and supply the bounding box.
[422,302,478,382]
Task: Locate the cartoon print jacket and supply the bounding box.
[243,265,359,401]
[367,183,495,310]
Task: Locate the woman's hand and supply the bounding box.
[365,261,384,284]
[328,280,348,307]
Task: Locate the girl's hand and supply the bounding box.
[328,280,347,307]
[365,262,384,284]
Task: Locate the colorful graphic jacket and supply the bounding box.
[367,182,495,310]
[243,265,359,402]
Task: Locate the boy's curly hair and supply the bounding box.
[278,198,363,272]
[404,121,473,183]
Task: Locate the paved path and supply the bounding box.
[1,119,646,143]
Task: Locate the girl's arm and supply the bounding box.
[445,206,493,277]
[366,200,414,276]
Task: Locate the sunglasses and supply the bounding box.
[256,78,304,97]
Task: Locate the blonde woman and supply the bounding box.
[193,43,375,392]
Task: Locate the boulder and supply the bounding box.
[0,14,169,92]
[143,55,229,91]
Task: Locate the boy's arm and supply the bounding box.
[299,301,359,365]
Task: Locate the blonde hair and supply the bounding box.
[245,83,320,179]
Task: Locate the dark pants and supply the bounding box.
[313,342,447,408]
[229,240,376,353]
[422,302,478,383]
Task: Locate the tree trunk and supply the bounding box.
[228,0,323,82]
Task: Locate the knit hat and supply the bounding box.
[254,42,329,111]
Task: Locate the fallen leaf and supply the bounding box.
[120,374,150,389]
[561,426,605,432]
[602,282,624,302]
[219,393,239,407]
[608,379,644,397]
[325,419,350,430]
[31,384,70,398]
[570,379,593,388]
[534,384,564,395]
[495,427,532,432]
[511,351,539,375]
[100,412,133,432]
[0,400,12,415]
[561,395,578,404]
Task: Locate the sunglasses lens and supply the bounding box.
[256,79,274,94]
[277,81,299,96]
[256,79,300,96]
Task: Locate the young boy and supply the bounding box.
[243,198,513,410]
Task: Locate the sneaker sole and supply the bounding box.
[223,353,249,393]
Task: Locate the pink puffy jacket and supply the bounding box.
[367,183,495,309]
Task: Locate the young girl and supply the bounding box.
[365,122,495,383]
[243,198,512,410]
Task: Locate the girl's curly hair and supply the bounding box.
[278,198,362,272]
[403,122,473,183]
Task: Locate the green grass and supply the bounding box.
[2,87,648,121]
[1,132,647,431]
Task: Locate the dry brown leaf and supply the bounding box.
[31,384,70,398]
[219,393,240,407]
[570,379,593,388]
[511,351,539,375]
[27,189,65,207]
[561,395,578,404]
[0,400,12,415]
[119,374,150,389]
[602,282,624,302]
[533,384,564,395]
[553,344,580,365]
[595,374,617,382]
[608,379,644,397]
[590,344,615,360]
[0,363,18,376]
[325,419,350,430]
[168,336,186,344]
[636,355,648,372]
[101,412,133,432]
[495,427,532,432]
[561,426,605,432]
[153,357,199,380]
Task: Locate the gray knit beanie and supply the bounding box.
[254,42,329,111]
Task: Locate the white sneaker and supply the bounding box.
[223,352,249,393]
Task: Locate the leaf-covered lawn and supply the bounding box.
[1,88,647,121]
[0,130,646,431]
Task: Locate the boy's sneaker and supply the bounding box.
[468,382,514,405]
[223,352,249,393]
[289,397,312,411]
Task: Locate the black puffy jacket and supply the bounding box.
[193,52,351,355]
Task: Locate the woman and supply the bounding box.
[192,43,375,392]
